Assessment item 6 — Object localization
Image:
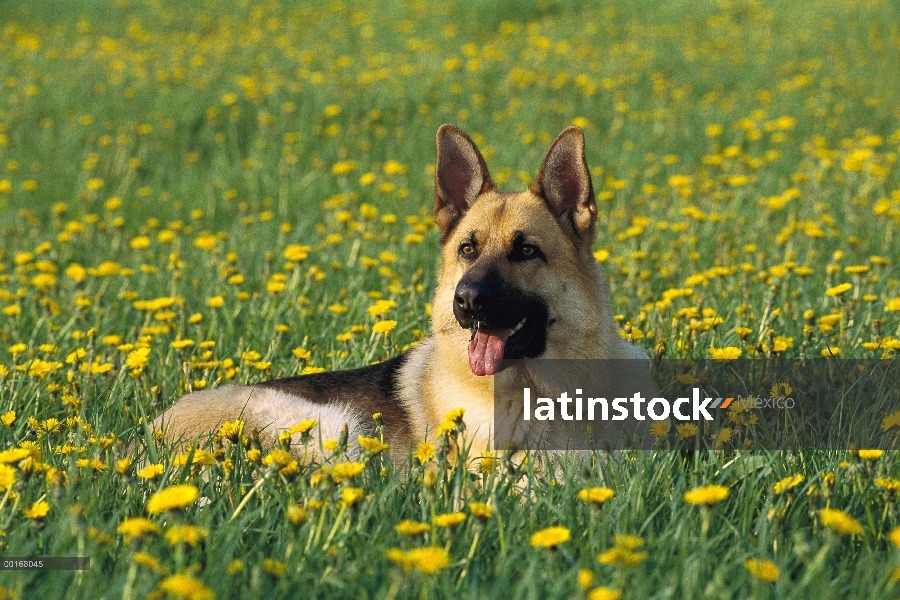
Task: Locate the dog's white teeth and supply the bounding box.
[510,318,526,336]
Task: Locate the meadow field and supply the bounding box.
[1,0,900,597]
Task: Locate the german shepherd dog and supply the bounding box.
[154,124,650,458]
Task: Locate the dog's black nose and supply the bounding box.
[454,281,491,313]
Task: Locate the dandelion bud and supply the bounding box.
[654,338,666,360]
[338,423,349,454]
[286,505,308,527]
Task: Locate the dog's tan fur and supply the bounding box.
[153,124,650,458]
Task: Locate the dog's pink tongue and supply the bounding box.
[468,328,509,376]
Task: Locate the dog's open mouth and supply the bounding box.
[466,311,546,376]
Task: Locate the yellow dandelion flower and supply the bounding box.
[286,505,308,526]
[406,547,450,574]
[285,419,318,437]
[372,320,397,334]
[469,502,493,520]
[263,449,294,470]
[708,346,742,361]
[530,526,571,548]
[578,569,595,590]
[226,559,243,575]
[578,487,615,505]
[23,500,50,520]
[341,487,365,506]
[193,233,218,251]
[711,427,733,448]
[117,517,161,543]
[217,419,244,442]
[174,449,215,467]
[366,299,397,317]
[587,587,622,600]
[27,358,63,378]
[734,326,753,339]
[819,508,863,535]
[875,478,900,493]
[825,283,852,297]
[597,547,648,566]
[146,484,199,514]
[332,160,356,175]
[415,441,435,464]
[383,160,408,175]
[137,463,165,479]
[857,449,883,461]
[240,350,261,362]
[133,551,163,572]
[649,420,669,438]
[433,512,466,528]
[0,464,17,491]
[395,520,430,536]
[157,574,214,600]
[882,410,900,431]
[683,484,729,505]
[676,423,699,439]
[745,558,779,582]
[331,462,365,483]
[613,534,645,549]
[773,474,804,494]
[165,524,208,547]
[772,336,793,353]
[386,548,413,571]
[436,421,456,436]
[357,435,390,454]
[125,347,151,369]
[444,408,465,423]
[887,527,900,548]
[0,448,30,464]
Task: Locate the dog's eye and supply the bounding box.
[509,241,544,262]
[459,242,476,257]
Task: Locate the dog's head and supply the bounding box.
[431,124,608,377]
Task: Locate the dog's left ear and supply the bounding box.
[531,126,596,240]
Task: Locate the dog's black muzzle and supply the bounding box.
[452,267,549,359]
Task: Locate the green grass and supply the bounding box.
[1,0,900,597]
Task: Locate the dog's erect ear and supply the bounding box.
[434,124,495,238]
[531,126,596,239]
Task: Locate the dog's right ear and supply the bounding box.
[434,124,494,238]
